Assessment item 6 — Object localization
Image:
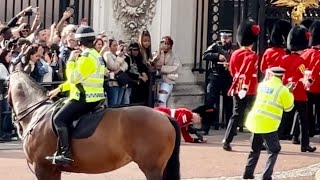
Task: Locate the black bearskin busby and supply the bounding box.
[287,25,310,51]
[300,18,314,29]
[309,20,320,46]
[269,19,292,47]
[236,19,260,46]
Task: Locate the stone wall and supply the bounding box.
[93,0,207,108]
[92,0,198,67]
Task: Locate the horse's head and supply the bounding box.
[7,71,49,132]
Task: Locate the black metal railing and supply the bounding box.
[1,0,93,28]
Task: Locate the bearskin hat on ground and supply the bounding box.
[287,25,310,51]
[269,19,292,47]
[236,19,260,46]
[309,20,320,46]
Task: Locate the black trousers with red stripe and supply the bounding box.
[289,101,310,148]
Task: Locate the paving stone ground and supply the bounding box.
[0,130,319,180]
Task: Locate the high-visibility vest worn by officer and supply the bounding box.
[58,48,105,102]
[245,76,294,133]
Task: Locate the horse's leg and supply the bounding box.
[34,163,61,180]
[142,168,163,180]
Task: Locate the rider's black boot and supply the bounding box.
[46,127,74,165]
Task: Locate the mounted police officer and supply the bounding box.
[202,30,238,133]
[46,26,106,165]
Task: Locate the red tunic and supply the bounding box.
[154,107,194,143]
[301,48,320,93]
[280,54,307,101]
[228,48,258,96]
[260,47,286,73]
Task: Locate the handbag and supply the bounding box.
[115,71,132,87]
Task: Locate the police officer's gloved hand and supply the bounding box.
[238,88,247,99]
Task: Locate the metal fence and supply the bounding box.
[0,0,93,29]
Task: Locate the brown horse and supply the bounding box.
[7,71,181,180]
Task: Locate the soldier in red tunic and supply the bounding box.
[154,107,207,143]
[300,20,320,137]
[260,19,291,80]
[222,19,260,151]
[279,25,316,152]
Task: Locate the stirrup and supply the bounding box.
[45,151,58,164]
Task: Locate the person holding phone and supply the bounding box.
[103,39,128,106]
[153,36,180,107]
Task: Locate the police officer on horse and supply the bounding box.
[46,25,106,165]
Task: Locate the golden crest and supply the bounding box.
[272,0,319,22]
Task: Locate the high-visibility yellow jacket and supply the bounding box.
[59,48,105,103]
[245,76,294,133]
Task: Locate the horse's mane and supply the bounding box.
[10,71,48,97]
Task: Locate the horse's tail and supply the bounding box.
[163,116,181,180]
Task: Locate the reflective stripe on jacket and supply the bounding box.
[245,76,294,133]
[59,48,105,102]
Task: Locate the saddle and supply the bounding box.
[51,98,107,139]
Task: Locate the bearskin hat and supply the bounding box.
[309,20,320,46]
[236,19,260,46]
[269,19,292,47]
[287,25,310,51]
[300,18,314,29]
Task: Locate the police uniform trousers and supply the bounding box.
[206,75,233,129]
[223,95,255,144]
[307,92,320,136]
[54,99,100,154]
[289,101,310,148]
[244,131,281,180]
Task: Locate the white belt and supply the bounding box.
[235,74,257,78]
[171,109,176,118]
[288,78,304,82]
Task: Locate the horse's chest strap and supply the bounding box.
[21,105,53,140]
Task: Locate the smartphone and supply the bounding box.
[25,10,33,16]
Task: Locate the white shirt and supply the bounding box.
[0,63,9,80]
[42,62,53,82]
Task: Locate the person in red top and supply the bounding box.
[301,20,320,137]
[222,19,260,151]
[154,106,207,143]
[279,25,316,152]
[260,19,291,79]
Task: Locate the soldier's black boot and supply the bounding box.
[46,127,74,165]
[301,146,317,152]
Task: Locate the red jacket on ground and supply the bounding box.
[260,47,286,73]
[228,48,258,96]
[301,48,320,93]
[280,53,307,101]
[154,107,195,143]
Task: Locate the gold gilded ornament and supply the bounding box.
[272,0,319,23]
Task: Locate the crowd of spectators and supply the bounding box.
[0,6,181,141]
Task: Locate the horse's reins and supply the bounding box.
[12,98,49,122]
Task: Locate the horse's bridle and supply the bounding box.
[12,98,50,123]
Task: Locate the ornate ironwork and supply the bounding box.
[207,0,220,46]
